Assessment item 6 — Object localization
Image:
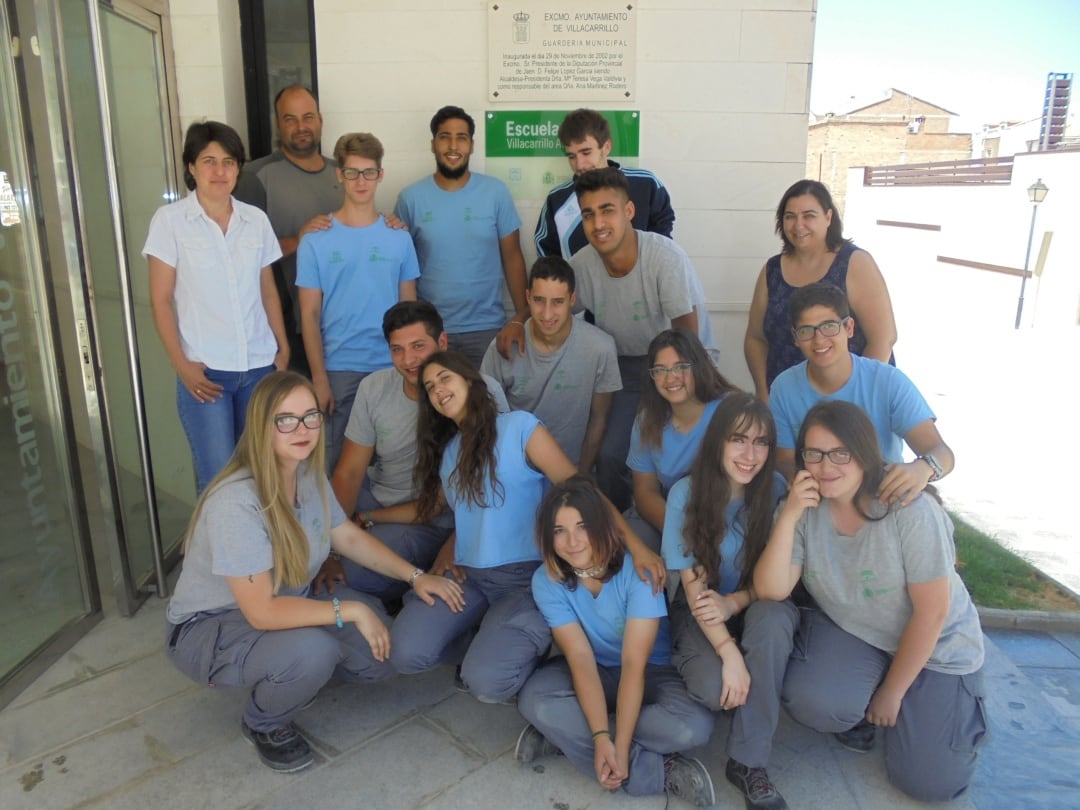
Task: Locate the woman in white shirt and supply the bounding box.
[143,120,289,491]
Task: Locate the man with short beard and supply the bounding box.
[393,106,528,367]
[235,86,342,375]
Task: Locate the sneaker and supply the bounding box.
[240,720,314,773]
[834,719,876,753]
[725,758,789,810]
[514,724,561,763]
[663,753,716,807]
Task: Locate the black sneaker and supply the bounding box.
[514,724,561,763]
[834,719,876,753]
[453,665,468,693]
[725,758,789,810]
[241,720,314,773]
[663,753,716,807]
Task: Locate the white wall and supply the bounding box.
[312,0,815,389]
[844,149,1079,338]
[169,0,248,143]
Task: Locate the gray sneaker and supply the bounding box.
[241,721,314,773]
[725,758,789,809]
[834,719,876,753]
[514,724,561,763]
[663,753,716,807]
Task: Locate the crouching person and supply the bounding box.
[165,371,463,773]
[754,401,987,802]
[516,476,716,806]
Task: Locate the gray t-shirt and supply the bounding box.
[234,151,342,324]
[166,464,346,624]
[791,494,984,675]
[344,368,510,506]
[480,318,621,464]
[569,230,714,356]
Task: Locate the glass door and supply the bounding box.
[0,0,98,699]
[56,0,193,610]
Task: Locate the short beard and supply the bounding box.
[435,157,470,180]
[280,135,319,159]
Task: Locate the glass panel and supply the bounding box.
[59,0,158,600]
[0,6,93,679]
[97,4,195,572]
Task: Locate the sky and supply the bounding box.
[810,0,1079,132]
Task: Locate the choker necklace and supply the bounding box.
[572,564,606,579]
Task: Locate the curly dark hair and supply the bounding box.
[535,475,624,591]
[682,393,777,589]
[637,329,737,450]
[413,351,499,521]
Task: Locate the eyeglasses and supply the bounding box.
[793,317,850,342]
[274,410,324,433]
[801,448,852,465]
[648,362,693,379]
[341,167,381,181]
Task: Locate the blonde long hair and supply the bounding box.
[182,371,329,592]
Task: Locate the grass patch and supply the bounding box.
[952,512,1080,612]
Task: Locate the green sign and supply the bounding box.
[485,110,640,158]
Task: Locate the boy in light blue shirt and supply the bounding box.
[769,283,954,506]
[298,132,418,470]
[393,106,527,367]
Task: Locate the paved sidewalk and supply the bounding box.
[2,596,1078,809]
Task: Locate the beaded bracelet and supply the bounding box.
[331,596,344,629]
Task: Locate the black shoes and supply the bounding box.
[241,720,314,773]
[725,758,789,809]
[513,724,562,763]
[834,719,876,753]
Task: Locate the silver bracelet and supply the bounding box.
[409,568,425,586]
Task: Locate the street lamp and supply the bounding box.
[1014,178,1049,329]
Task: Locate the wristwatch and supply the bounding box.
[918,453,944,482]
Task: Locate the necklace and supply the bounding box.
[572,564,606,579]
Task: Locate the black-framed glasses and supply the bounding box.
[341,167,381,181]
[648,362,693,379]
[801,448,852,465]
[274,410,324,433]
[793,317,850,342]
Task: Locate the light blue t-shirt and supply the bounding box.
[532,559,671,668]
[394,173,522,334]
[441,410,546,567]
[770,355,935,462]
[296,216,420,372]
[662,472,789,595]
[626,398,722,493]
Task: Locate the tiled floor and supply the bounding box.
[1,598,1078,809]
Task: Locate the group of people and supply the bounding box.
[150,88,987,808]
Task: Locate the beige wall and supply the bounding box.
[169,0,248,144]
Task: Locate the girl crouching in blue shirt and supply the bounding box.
[517,476,716,806]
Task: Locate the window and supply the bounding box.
[239,0,317,159]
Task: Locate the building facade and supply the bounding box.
[0,0,815,705]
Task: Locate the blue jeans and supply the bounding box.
[176,364,274,492]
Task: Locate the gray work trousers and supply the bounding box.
[165,586,394,732]
[518,658,714,796]
[389,562,551,703]
[782,607,989,802]
[670,596,799,768]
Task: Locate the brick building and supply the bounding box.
[806,88,972,215]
